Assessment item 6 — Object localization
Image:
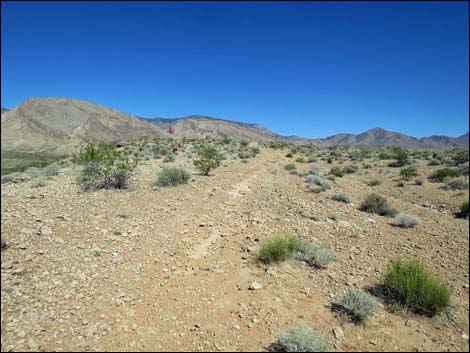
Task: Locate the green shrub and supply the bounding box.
[393,214,420,228]
[257,234,302,264]
[331,193,351,204]
[368,179,382,186]
[275,325,332,352]
[25,166,43,178]
[193,145,223,176]
[383,258,451,316]
[284,163,297,171]
[415,179,424,185]
[400,167,418,180]
[429,168,458,182]
[452,150,469,166]
[336,288,377,322]
[389,147,409,167]
[286,152,293,158]
[330,166,344,177]
[295,157,306,163]
[378,152,391,160]
[360,193,398,217]
[456,201,469,219]
[157,165,191,187]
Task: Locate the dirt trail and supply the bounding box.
[1,150,469,352]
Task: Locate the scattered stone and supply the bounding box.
[333,327,344,340]
[249,282,263,290]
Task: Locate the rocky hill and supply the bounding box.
[1,98,164,155]
[316,128,469,148]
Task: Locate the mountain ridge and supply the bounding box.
[1,98,468,154]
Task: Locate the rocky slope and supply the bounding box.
[1,98,164,155]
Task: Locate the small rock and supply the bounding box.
[406,319,419,328]
[249,282,263,290]
[333,327,344,340]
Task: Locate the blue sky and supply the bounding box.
[1,1,468,138]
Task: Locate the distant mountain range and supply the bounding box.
[1,98,468,155]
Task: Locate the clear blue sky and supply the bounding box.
[1,1,468,138]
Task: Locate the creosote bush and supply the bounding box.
[383,258,451,316]
[444,178,469,190]
[393,214,420,228]
[429,168,458,182]
[31,176,47,188]
[330,166,344,177]
[44,162,60,176]
[360,193,398,217]
[193,145,223,176]
[336,288,377,322]
[274,325,332,352]
[257,234,303,264]
[157,165,191,187]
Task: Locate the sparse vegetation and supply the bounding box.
[360,193,398,217]
[429,168,458,182]
[383,258,451,316]
[330,166,344,177]
[330,193,352,203]
[393,214,420,228]
[157,165,191,187]
[31,176,47,188]
[368,179,382,186]
[274,325,332,352]
[284,163,296,171]
[193,145,223,176]
[257,234,303,264]
[444,178,469,190]
[299,241,336,269]
[336,288,377,322]
[456,201,469,219]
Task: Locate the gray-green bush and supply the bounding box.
[275,325,332,352]
[331,193,351,203]
[393,214,420,228]
[157,165,191,187]
[336,288,377,322]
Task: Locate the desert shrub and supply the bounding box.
[444,178,469,190]
[457,162,469,176]
[1,172,20,184]
[284,163,297,171]
[299,242,336,269]
[257,234,302,264]
[396,180,406,187]
[378,152,391,160]
[331,193,351,203]
[368,179,382,186]
[25,166,43,178]
[429,168,458,182]
[74,144,135,191]
[400,167,418,180]
[415,179,424,185]
[383,258,451,316]
[250,146,261,157]
[393,214,420,228]
[389,147,409,167]
[238,150,251,159]
[193,145,223,176]
[307,157,317,163]
[456,201,469,219]
[336,288,378,322]
[305,175,330,192]
[330,166,344,177]
[289,169,301,175]
[31,176,47,188]
[343,164,358,174]
[452,150,469,166]
[163,154,175,163]
[118,210,130,218]
[360,193,398,217]
[157,165,191,187]
[296,157,306,163]
[275,325,332,352]
[43,162,60,176]
[286,152,293,158]
[299,210,317,220]
[428,159,441,166]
